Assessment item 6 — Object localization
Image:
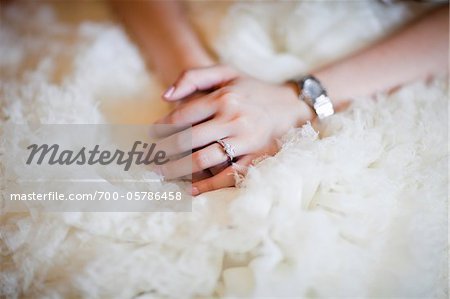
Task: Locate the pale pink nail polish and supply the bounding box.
[153,165,164,177]
[191,186,199,196]
[163,86,175,98]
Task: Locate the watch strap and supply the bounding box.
[292,75,334,119]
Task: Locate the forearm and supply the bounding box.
[313,5,449,109]
[110,1,214,85]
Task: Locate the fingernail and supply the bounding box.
[153,165,165,177]
[163,86,175,99]
[191,186,199,196]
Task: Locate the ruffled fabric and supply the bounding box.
[1,1,446,298]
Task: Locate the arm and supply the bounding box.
[157,5,449,195]
[110,1,215,85]
[165,5,448,106]
[313,5,448,110]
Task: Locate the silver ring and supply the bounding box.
[217,139,236,162]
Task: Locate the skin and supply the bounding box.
[113,2,449,195]
[110,1,214,85]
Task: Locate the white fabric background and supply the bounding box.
[0,1,447,298]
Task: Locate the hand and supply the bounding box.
[155,65,314,195]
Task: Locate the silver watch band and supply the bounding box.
[292,75,334,119]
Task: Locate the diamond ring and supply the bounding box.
[217,139,236,162]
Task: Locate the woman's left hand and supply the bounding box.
[154,65,314,195]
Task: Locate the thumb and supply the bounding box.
[162,64,238,101]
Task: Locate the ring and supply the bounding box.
[217,139,236,162]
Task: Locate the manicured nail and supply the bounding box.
[163,86,175,99]
[191,186,199,196]
[153,165,165,177]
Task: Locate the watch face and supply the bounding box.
[303,78,324,99]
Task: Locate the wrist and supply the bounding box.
[288,75,335,119]
[311,70,350,111]
[281,82,315,127]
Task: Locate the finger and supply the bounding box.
[191,154,256,195]
[160,135,253,179]
[148,123,190,141]
[228,154,257,186]
[154,91,209,126]
[209,161,229,176]
[151,92,210,139]
[162,65,238,101]
[156,90,220,127]
[192,169,213,183]
[191,167,235,196]
[176,169,213,183]
[156,119,231,157]
[160,142,229,180]
[216,136,256,159]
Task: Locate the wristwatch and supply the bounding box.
[292,75,334,119]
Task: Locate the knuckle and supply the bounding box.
[220,89,237,100]
[218,90,240,110]
[169,110,184,124]
[193,151,210,170]
[235,116,252,131]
